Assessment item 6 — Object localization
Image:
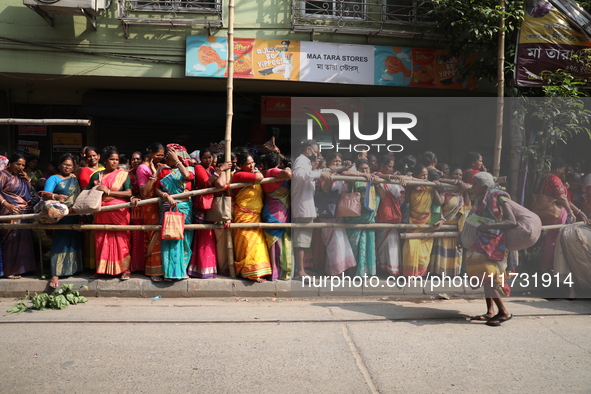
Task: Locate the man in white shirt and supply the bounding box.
[292,140,332,278]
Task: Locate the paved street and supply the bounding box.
[1,296,590,393]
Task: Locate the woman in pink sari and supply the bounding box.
[87,146,133,280]
[188,151,232,278]
[128,151,144,272]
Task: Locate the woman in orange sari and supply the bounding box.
[137,142,165,281]
[87,146,132,279]
[231,152,272,282]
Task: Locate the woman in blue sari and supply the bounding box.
[156,144,195,280]
[43,153,83,288]
[345,159,380,277]
[0,154,38,278]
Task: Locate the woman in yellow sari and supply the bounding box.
[430,167,469,276]
[402,164,443,277]
[231,152,272,282]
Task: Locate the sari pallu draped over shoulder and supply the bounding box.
[344,181,378,277]
[430,190,464,277]
[188,164,217,279]
[160,167,194,279]
[140,164,163,277]
[262,180,292,280]
[402,186,435,277]
[234,184,272,280]
[0,170,36,277]
[94,170,131,276]
[46,176,83,277]
[128,168,145,272]
[465,189,511,296]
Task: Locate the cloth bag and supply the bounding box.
[336,192,361,217]
[205,195,232,222]
[34,199,69,224]
[195,193,213,210]
[71,186,103,213]
[376,192,402,224]
[504,199,542,251]
[161,206,185,240]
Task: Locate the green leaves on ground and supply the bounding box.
[6,284,88,313]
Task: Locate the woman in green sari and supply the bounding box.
[43,154,83,288]
[345,159,380,277]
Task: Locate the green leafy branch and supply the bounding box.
[7,284,88,314]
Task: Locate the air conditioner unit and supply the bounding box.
[24,0,111,28]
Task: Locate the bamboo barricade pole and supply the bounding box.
[492,0,505,178]
[0,118,91,126]
[0,174,508,222]
[0,223,459,231]
[401,231,458,239]
[0,177,284,222]
[225,0,236,278]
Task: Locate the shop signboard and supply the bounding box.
[515,0,591,87]
[186,36,475,91]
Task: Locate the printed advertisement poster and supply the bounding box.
[18,125,46,136]
[254,39,301,81]
[515,0,591,87]
[53,133,82,152]
[16,140,40,157]
[433,50,477,90]
[374,46,412,86]
[186,36,228,78]
[299,42,374,85]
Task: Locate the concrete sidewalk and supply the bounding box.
[0,272,541,298]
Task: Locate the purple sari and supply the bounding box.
[0,170,36,276]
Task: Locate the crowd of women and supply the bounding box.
[0,143,590,308]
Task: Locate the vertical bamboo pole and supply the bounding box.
[493,0,505,178]
[225,0,236,278]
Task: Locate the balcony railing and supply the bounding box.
[117,0,223,38]
[292,0,437,38]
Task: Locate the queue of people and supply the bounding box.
[0,140,590,311]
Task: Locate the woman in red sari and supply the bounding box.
[462,151,486,184]
[188,151,232,278]
[538,159,587,273]
[87,146,133,280]
[137,142,165,281]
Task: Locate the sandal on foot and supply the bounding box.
[486,314,513,327]
[7,275,22,279]
[150,276,163,282]
[49,277,60,288]
[470,314,493,321]
[120,272,131,281]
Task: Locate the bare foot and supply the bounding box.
[150,276,163,282]
[293,272,311,280]
[49,276,60,288]
[255,278,267,283]
[7,275,21,279]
